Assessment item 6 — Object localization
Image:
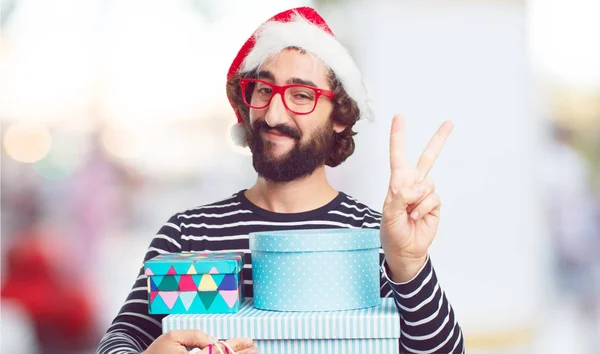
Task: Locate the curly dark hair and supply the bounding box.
[226,68,360,167]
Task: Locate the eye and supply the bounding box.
[257,87,272,95]
[294,93,311,100]
[289,87,316,101]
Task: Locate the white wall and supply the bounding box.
[326,0,547,337]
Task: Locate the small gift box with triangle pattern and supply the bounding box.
[144,252,244,314]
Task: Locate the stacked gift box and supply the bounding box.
[163,298,400,352]
[145,252,244,314]
[145,229,400,353]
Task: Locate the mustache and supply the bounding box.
[253,120,302,140]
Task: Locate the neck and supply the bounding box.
[245,166,338,213]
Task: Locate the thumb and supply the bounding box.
[166,330,217,348]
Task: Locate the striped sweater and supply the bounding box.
[97,190,464,353]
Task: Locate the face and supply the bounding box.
[246,49,345,182]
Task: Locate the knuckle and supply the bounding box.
[229,342,242,351]
[165,330,176,340]
[192,330,204,343]
[231,339,245,350]
[395,188,409,201]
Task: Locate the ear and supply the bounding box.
[333,122,347,134]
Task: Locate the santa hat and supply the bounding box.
[227,6,372,146]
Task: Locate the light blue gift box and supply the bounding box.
[162,298,400,353]
[249,228,381,311]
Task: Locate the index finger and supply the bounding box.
[223,338,255,351]
[416,121,454,180]
[199,338,255,354]
[389,114,408,172]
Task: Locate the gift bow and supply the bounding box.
[188,341,237,354]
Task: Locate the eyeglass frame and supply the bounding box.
[239,78,334,115]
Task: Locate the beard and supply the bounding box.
[248,119,334,183]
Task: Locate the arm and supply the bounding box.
[382,257,464,353]
[96,215,183,354]
[380,115,464,353]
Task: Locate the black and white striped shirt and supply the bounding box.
[97,190,464,353]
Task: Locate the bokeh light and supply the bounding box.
[32,133,90,180]
[3,122,52,163]
[100,124,151,160]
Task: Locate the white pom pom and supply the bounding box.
[230,123,247,147]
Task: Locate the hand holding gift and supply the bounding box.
[381,115,454,283]
[141,330,257,354]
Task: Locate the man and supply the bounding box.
[97,7,464,354]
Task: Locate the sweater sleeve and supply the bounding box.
[382,256,465,353]
[96,214,183,354]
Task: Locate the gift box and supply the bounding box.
[163,298,400,353]
[144,252,244,314]
[249,228,381,311]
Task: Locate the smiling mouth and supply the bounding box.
[264,129,295,140]
[268,129,284,135]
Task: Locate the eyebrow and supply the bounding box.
[257,70,318,88]
[291,77,318,87]
[257,70,275,81]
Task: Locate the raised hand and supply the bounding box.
[380,115,454,283]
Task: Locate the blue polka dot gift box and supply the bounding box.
[249,228,381,311]
[162,298,400,353]
[144,252,244,314]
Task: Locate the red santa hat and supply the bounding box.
[227,6,372,146]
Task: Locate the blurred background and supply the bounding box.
[1,0,599,353]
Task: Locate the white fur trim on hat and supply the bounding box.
[230,122,248,147]
[240,13,373,122]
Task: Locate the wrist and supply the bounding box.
[385,254,428,283]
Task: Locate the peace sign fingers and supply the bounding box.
[382,115,453,282]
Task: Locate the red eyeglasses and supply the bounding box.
[239,79,334,115]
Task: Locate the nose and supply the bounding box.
[264,93,290,127]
